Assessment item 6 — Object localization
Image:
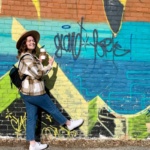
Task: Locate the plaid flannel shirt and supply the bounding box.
[18,53,52,96]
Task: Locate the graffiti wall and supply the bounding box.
[0,0,150,140]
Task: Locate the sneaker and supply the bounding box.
[29,142,48,150]
[67,119,84,131]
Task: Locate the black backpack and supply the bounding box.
[9,54,29,89]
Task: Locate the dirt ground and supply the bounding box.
[0,137,150,150]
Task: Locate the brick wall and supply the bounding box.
[1,0,150,22]
[0,0,150,140]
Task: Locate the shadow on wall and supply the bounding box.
[44,63,58,91]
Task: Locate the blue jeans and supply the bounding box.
[20,93,67,141]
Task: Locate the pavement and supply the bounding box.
[0,137,150,150]
[0,146,150,150]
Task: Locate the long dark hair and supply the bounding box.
[17,36,37,59]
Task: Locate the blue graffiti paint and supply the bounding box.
[62,25,71,29]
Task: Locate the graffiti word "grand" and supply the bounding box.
[54,17,84,60]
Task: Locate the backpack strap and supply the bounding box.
[18,53,33,68]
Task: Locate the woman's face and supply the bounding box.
[26,36,36,51]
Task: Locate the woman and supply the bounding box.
[17,30,84,150]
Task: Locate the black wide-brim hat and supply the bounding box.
[16,30,40,49]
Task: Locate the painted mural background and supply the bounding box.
[0,0,150,140]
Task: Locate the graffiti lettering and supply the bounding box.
[54,17,131,60]
[54,17,84,60]
[90,29,131,60]
[5,109,26,138]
